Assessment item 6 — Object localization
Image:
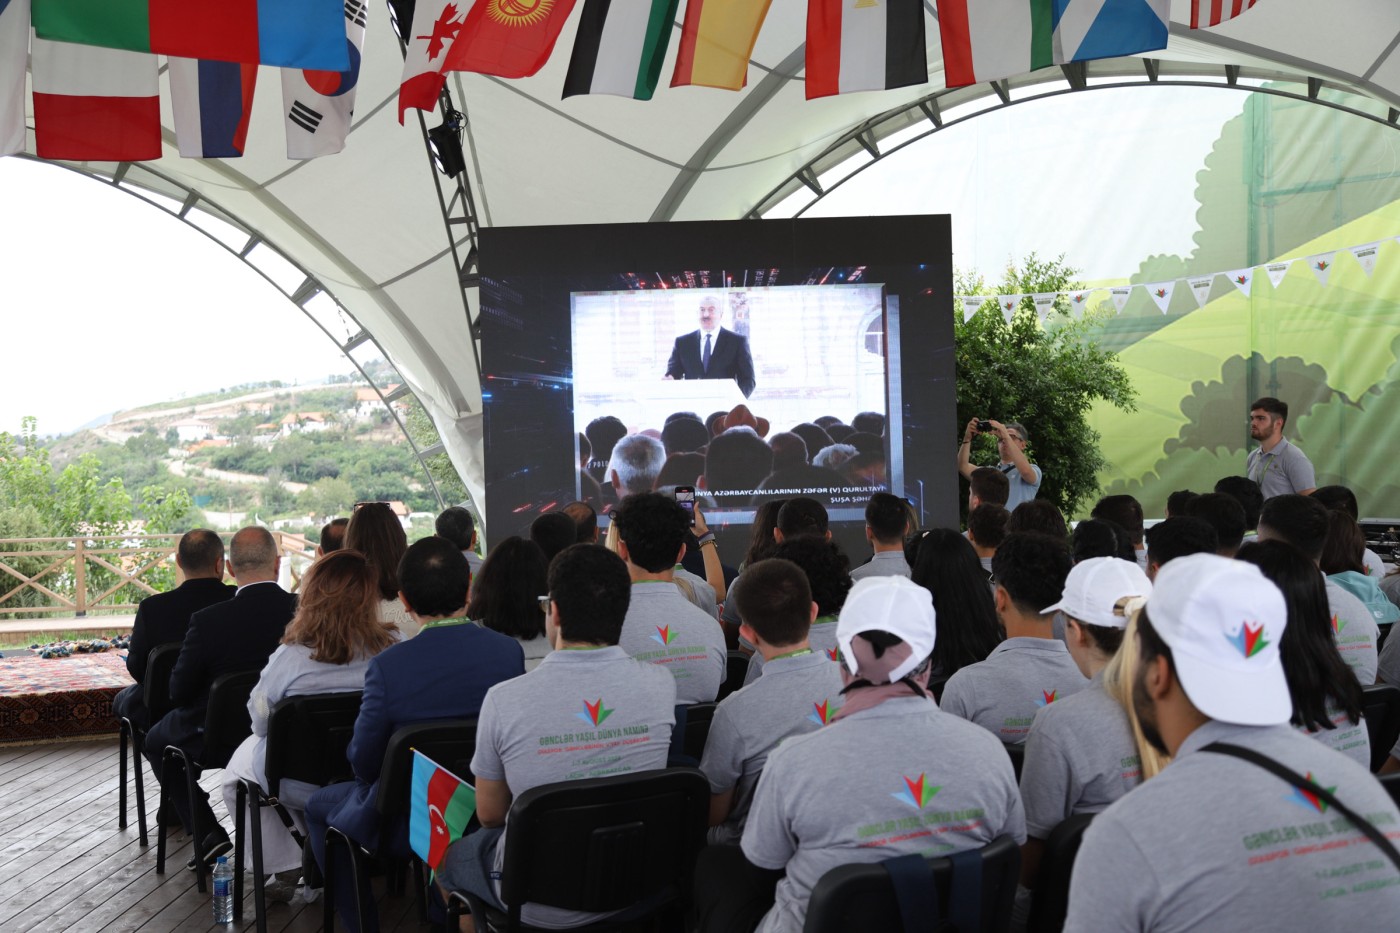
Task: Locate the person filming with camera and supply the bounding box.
[959,417,1042,510]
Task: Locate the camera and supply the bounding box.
[977,420,993,433]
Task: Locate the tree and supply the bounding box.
[299,477,355,519]
[955,254,1136,519]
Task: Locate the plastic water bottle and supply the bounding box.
[212,856,234,923]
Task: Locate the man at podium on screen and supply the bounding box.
[664,294,756,398]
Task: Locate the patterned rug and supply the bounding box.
[0,652,133,744]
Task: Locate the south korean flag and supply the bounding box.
[281,0,368,158]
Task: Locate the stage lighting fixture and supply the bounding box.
[428,111,466,177]
[386,0,416,41]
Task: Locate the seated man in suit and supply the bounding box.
[144,526,298,864]
[305,536,525,933]
[664,294,756,398]
[112,528,236,731]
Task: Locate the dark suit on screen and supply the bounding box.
[665,327,756,398]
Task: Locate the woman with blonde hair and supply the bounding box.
[220,549,397,901]
[1102,611,1170,780]
[345,500,415,636]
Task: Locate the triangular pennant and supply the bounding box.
[1032,292,1057,323]
[1147,281,1175,314]
[1226,268,1253,298]
[1263,261,1292,289]
[1110,287,1133,312]
[997,294,1026,325]
[1308,251,1336,287]
[1188,276,1215,308]
[1067,289,1096,317]
[1350,242,1381,277]
[961,296,987,324]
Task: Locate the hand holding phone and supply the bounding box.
[674,485,696,526]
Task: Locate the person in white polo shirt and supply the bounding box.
[1065,554,1400,931]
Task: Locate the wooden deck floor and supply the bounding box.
[0,737,425,932]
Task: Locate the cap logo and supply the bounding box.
[825,647,839,663]
[1226,621,1270,658]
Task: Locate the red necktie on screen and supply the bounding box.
[702,333,712,373]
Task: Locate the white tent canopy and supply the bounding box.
[14,0,1400,520]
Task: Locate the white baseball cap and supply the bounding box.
[836,576,937,683]
[1144,553,1290,726]
[1043,558,1152,630]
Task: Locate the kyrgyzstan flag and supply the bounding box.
[398,0,469,123]
[806,0,927,99]
[446,0,579,79]
[408,750,477,871]
[281,0,368,158]
[169,58,258,158]
[1,0,30,156]
[671,0,773,90]
[31,36,161,161]
[31,0,349,70]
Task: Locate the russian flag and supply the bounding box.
[31,35,161,161]
[170,58,258,158]
[0,0,28,155]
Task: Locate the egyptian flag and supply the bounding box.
[806,0,926,99]
[670,0,773,90]
[408,750,476,871]
[31,0,348,70]
[446,0,579,79]
[1,0,29,155]
[31,36,160,161]
[282,0,367,159]
[169,58,257,158]
[399,0,470,122]
[564,0,678,100]
[1190,0,1257,28]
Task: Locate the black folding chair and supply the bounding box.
[669,702,717,767]
[1362,683,1400,772]
[1004,742,1026,781]
[446,767,710,933]
[116,641,180,847]
[323,719,478,932]
[802,835,1022,933]
[1027,813,1096,933]
[718,650,749,701]
[1379,772,1400,809]
[234,690,362,931]
[155,669,260,892]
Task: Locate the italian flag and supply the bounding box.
[31,36,160,161]
[937,0,1053,88]
[806,0,927,99]
[563,0,679,100]
[670,0,773,91]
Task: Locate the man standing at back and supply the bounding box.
[851,492,911,580]
[113,528,235,731]
[1247,397,1316,499]
[959,418,1042,510]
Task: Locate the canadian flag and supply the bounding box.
[399,0,471,123]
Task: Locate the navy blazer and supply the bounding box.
[665,327,756,398]
[125,577,237,683]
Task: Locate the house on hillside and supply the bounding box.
[171,419,214,443]
[353,384,402,421]
[280,412,330,436]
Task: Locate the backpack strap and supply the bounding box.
[882,853,938,932]
[946,848,983,932]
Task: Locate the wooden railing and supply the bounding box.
[0,532,316,617]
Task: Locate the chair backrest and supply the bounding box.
[264,691,364,798]
[498,767,709,917]
[682,702,717,762]
[803,835,1022,933]
[142,642,183,725]
[1379,772,1400,809]
[719,650,749,701]
[202,669,261,767]
[374,719,479,828]
[1003,742,1025,781]
[1362,683,1400,772]
[1026,813,1096,933]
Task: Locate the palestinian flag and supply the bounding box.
[1190,0,1257,28]
[564,0,679,100]
[31,36,161,161]
[806,0,926,100]
[446,0,579,79]
[408,750,477,871]
[670,0,773,91]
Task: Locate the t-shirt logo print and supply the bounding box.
[1226,620,1270,658]
[1289,772,1336,814]
[1331,613,1345,634]
[1035,689,1058,708]
[824,647,839,663]
[576,698,614,727]
[808,700,836,726]
[892,773,940,810]
[651,625,678,646]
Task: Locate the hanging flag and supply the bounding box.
[1188,275,1215,308]
[31,36,160,161]
[1308,251,1336,287]
[564,0,678,100]
[671,0,774,90]
[31,0,349,70]
[1263,260,1291,289]
[1190,0,1258,29]
[282,0,367,158]
[937,0,1052,88]
[1350,242,1381,277]
[408,750,476,871]
[0,0,28,155]
[1032,292,1058,323]
[1225,268,1253,298]
[169,58,258,158]
[447,0,579,78]
[1146,281,1174,314]
[1068,289,1095,316]
[961,296,987,323]
[1052,0,1170,64]
[806,0,926,99]
[997,294,1026,325]
[1109,286,1132,312]
[398,0,468,123]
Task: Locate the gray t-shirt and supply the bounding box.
[1246,436,1316,499]
[743,618,839,686]
[471,646,676,929]
[1002,462,1042,510]
[700,651,846,845]
[1019,673,1142,839]
[939,637,1090,744]
[618,582,726,704]
[1064,720,1400,932]
[673,565,718,619]
[1301,702,1370,769]
[742,696,1027,933]
[1325,577,1378,684]
[850,550,911,581]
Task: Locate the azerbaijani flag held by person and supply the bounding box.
[409,750,477,871]
[670,0,773,91]
[1051,0,1169,65]
[30,0,349,70]
[0,0,29,155]
[169,58,258,158]
[31,35,161,161]
[1190,0,1258,28]
[446,0,579,79]
[806,0,926,99]
[563,0,679,100]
